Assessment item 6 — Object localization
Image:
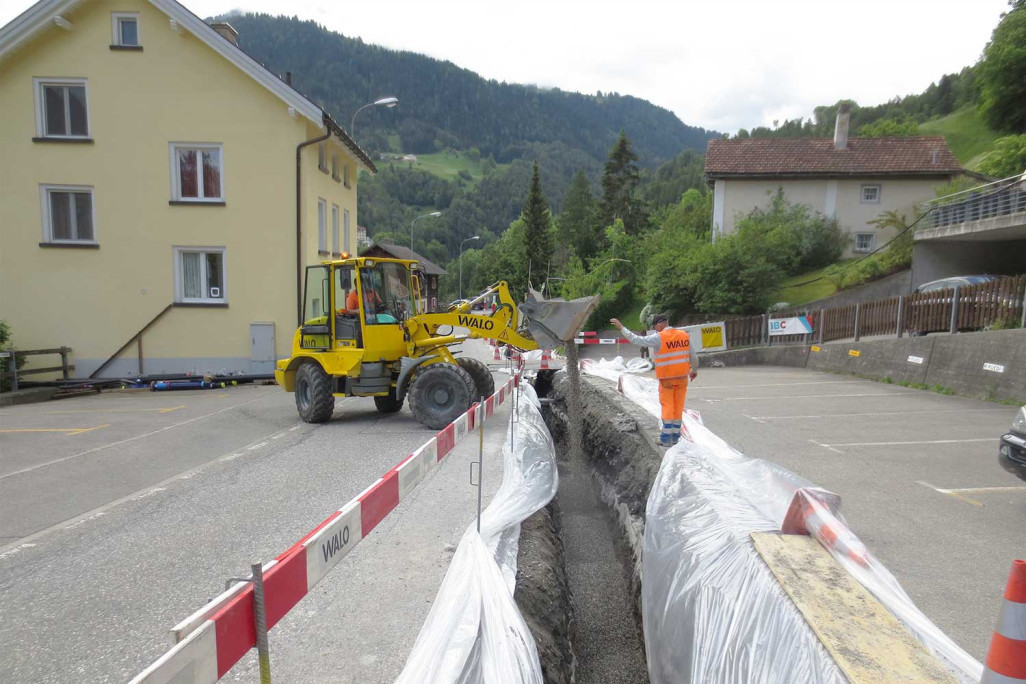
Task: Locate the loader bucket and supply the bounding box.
[519,288,601,349]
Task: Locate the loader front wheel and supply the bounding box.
[457,357,495,401]
[408,363,475,429]
[373,387,405,414]
[295,363,334,423]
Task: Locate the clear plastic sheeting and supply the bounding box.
[397,383,557,684]
[581,358,983,684]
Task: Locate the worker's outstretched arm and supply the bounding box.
[609,318,661,348]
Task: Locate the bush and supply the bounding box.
[977,135,1026,178]
[0,319,26,392]
[734,189,848,276]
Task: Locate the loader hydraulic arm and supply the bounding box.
[406,281,540,351]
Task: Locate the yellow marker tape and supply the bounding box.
[810,345,821,352]
[849,350,861,357]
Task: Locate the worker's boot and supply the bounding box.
[659,422,675,447]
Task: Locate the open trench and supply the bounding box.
[513,365,661,684]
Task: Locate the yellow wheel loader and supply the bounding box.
[274,255,599,428]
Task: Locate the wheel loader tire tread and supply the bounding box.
[457,357,495,401]
[295,363,334,423]
[408,363,475,429]
[374,389,405,413]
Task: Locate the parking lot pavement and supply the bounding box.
[687,365,1026,660]
[0,379,471,683]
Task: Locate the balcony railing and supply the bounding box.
[921,173,1026,231]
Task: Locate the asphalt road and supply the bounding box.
[0,341,511,683]
[684,365,1026,661]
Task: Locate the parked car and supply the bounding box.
[999,405,1026,481]
[907,275,1001,336]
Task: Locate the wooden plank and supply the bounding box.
[751,532,958,684]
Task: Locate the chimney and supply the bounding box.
[834,103,851,150]
[209,21,238,45]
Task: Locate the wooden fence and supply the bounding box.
[713,275,1025,349]
[0,347,74,391]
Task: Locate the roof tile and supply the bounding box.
[705,137,961,177]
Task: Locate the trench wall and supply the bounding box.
[702,328,1026,402]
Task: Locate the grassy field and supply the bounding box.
[919,106,1001,168]
[773,259,859,306]
[397,151,507,184]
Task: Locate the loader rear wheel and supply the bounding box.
[295,363,334,423]
[408,363,475,429]
[457,357,495,401]
[373,387,405,414]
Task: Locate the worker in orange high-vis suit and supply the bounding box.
[611,314,698,446]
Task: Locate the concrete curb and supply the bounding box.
[0,387,58,406]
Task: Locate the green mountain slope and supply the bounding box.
[919,106,1001,167]
[223,13,717,168]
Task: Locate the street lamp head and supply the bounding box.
[470,235,480,241]
[429,211,442,217]
[374,97,399,108]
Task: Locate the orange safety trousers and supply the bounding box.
[658,377,688,444]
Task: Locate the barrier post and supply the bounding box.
[61,346,71,380]
[896,296,904,339]
[949,287,960,335]
[819,309,825,345]
[853,304,861,342]
[477,403,484,533]
[251,563,272,684]
[10,350,18,391]
[762,314,768,346]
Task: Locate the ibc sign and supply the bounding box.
[769,315,814,336]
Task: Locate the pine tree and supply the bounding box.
[557,170,598,261]
[521,162,553,286]
[599,131,649,236]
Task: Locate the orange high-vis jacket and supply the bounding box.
[654,328,691,379]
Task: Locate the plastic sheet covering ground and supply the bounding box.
[579,357,983,684]
[396,383,557,684]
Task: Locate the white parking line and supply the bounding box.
[917,481,986,507]
[914,481,1026,507]
[247,442,268,450]
[693,380,866,390]
[823,438,994,448]
[751,408,1011,420]
[808,439,843,454]
[703,392,911,402]
[0,395,268,482]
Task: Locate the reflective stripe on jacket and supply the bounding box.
[654,328,691,379]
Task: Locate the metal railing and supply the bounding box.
[921,173,1026,231]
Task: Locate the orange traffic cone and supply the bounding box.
[540,350,551,369]
[493,345,501,361]
[982,559,1026,683]
[781,488,870,567]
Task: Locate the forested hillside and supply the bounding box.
[225,13,715,167]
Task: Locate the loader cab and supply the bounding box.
[300,258,416,360]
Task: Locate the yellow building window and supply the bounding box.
[171,143,224,203]
[34,78,90,139]
[111,13,140,48]
[174,247,226,303]
[41,185,95,244]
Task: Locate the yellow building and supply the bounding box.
[0,0,376,378]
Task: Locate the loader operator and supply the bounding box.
[610,314,698,446]
[340,278,383,322]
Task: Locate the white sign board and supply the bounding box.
[983,363,1005,373]
[681,322,727,352]
[907,355,924,365]
[769,316,813,337]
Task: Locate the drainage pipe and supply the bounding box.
[296,120,332,327]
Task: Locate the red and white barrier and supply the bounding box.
[131,376,518,684]
[575,331,628,345]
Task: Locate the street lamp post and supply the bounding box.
[410,211,442,250]
[459,235,480,301]
[349,96,398,137]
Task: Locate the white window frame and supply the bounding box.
[39,184,97,244]
[317,198,327,253]
[331,204,340,255]
[111,12,140,46]
[343,163,351,188]
[33,77,90,138]
[169,143,225,202]
[173,246,227,304]
[343,208,351,253]
[860,184,881,204]
[854,232,875,253]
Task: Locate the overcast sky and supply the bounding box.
[0,0,1010,133]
